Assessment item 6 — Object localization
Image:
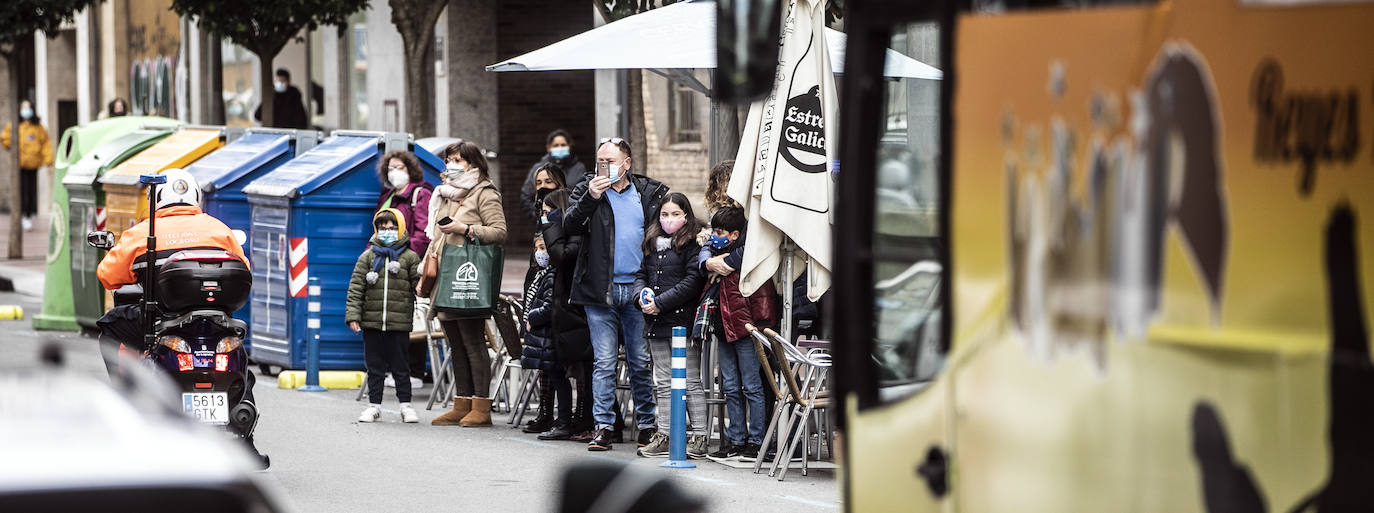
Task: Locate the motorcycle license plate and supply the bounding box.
[183,392,229,425]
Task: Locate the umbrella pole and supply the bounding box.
[782,238,794,345]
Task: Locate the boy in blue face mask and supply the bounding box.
[346,208,423,424]
[697,206,778,461]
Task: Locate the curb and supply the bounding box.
[0,264,44,298]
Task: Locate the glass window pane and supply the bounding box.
[871,21,946,395]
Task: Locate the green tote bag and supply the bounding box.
[433,239,505,317]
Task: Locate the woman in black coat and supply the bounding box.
[538,189,595,440]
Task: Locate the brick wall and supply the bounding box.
[495,0,596,254]
[643,73,711,221]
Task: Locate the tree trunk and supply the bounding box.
[7,55,22,259]
[401,32,435,137]
[627,68,648,173]
[208,32,224,125]
[391,0,446,138]
[258,52,275,128]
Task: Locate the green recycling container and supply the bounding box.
[34,116,176,331]
[65,125,178,331]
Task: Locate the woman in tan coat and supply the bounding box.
[426,141,507,427]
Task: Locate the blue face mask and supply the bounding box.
[19,108,33,120]
[534,250,550,268]
[540,214,548,225]
[708,233,732,250]
[550,147,570,159]
[377,230,399,246]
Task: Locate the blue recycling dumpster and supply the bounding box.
[242,131,444,370]
[183,128,321,351]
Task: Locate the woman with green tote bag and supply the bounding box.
[424,141,507,427]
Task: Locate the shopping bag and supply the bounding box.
[432,240,504,317]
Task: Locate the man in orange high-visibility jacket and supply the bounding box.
[94,168,248,367]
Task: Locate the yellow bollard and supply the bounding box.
[0,305,24,320]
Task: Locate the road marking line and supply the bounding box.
[779,495,839,509]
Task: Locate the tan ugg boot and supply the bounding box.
[432,397,472,426]
[459,397,493,427]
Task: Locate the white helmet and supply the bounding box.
[155,168,201,210]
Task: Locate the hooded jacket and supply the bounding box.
[346,208,422,331]
[564,173,669,306]
[376,181,434,257]
[1,121,53,170]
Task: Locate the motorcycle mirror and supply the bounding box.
[232,229,248,246]
[716,0,782,104]
[86,230,115,250]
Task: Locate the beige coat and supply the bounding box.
[426,178,507,319]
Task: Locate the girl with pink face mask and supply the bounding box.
[631,193,710,458]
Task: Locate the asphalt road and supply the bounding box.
[0,290,840,513]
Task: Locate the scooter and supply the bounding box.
[87,174,268,468]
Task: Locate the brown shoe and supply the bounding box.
[432,397,472,426]
[459,397,493,427]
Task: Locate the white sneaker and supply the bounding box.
[400,404,419,423]
[384,376,396,388]
[358,405,381,423]
[410,377,423,389]
[21,218,32,232]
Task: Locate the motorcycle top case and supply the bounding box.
[157,250,252,312]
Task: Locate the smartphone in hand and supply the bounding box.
[437,216,453,226]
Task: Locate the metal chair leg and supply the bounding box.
[777,404,814,481]
[427,339,455,410]
[755,400,791,474]
[509,369,539,425]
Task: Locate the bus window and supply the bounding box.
[871,21,945,401]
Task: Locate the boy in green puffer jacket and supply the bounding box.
[346,208,423,423]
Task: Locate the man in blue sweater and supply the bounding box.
[564,138,669,452]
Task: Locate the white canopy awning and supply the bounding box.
[485,0,941,81]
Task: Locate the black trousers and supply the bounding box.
[19,167,36,217]
[408,339,429,381]
[363,329,412,404]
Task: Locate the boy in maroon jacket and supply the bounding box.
[701,207,777,461]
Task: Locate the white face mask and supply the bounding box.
[445,162,465,177]
[608,164,624,183]
[274,81,287,93]
[388,169,409,189]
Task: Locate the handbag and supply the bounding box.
[432,237,505,317]
[417,251,440,297]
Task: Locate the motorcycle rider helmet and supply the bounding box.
[155,168,201,210]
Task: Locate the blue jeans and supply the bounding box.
[718,335,766,445]
[584,283,656,431]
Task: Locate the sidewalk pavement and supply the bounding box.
[0,211,533,300]
[0,213,49,297]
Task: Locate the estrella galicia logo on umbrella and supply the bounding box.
[780,85,827,174]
